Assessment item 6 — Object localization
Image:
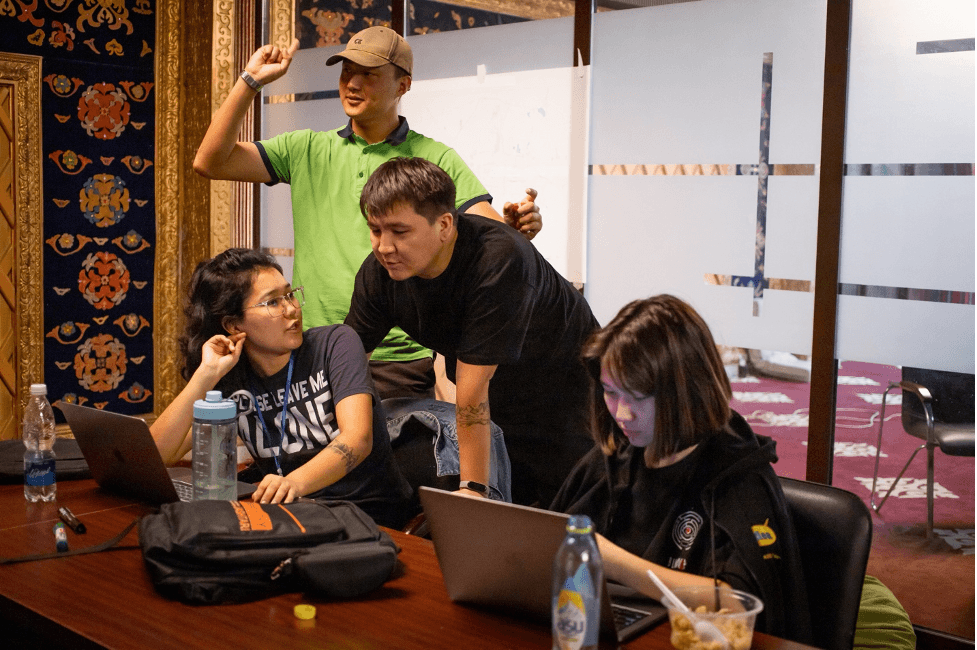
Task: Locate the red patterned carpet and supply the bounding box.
[730,360,975,640]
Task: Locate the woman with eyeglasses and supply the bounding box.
[151,248,413,528]
[550,295,812,642]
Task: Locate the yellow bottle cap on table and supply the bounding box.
[293,604,316,620]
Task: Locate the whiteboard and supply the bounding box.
[401,65,588,282]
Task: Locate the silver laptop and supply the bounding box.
[58,401,256,505]
[419,486,666,645]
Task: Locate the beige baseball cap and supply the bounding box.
[326,26,413,76]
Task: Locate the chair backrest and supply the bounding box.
[902,367,975,425]
[779,477,872,650]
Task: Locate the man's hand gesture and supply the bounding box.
[245,39,300,86]
[503,188,542,241]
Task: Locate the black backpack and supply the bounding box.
[138,499,399,604]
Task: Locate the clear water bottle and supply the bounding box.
[552,515,603,650]
[23,384,57,502]
[192,390,238,500]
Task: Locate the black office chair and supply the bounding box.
[780,477,872,650]
[870,367,975,539]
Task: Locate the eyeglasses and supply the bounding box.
[245,286,305,318]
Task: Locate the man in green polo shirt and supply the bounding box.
[193,27,541,399]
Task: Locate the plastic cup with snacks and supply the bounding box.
[665,585,763,650]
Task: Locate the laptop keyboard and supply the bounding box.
[612,602,650,629]
[173,480,193,502]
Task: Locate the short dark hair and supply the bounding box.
[582,294,732,465]
[360,157,456,224]
[178,248,283,380]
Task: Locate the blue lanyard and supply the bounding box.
[248,352,295,477]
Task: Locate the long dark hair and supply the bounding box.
[582,294,732,465]
[178,248,283,380]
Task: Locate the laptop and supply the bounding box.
[58,401,257,505]
[418,487,667,645]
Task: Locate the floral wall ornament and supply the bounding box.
[48,19,74,48]
[46,321,90,344]
[80,173,130,227]
[77,82,130,139]
[12,0,45,26]
[105,37,122,55]
[300,8,352,47]
[48,149,92,174]
[112,230,151,254]
[75,0,132,35]
[42,74,83,97]
[57,393,88,408]
[46,232,93,255]
[132,0,150,15]
[77,250,130,310]
[44,0,73,12]
[119,382,151,403]
[73,333,128,392]
[113,312,150,336]
[27,28,45,44]
[120,154,152,173]
[119,81,153,101]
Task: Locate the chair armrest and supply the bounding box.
[897,380,935,439]
[898,380,932,405]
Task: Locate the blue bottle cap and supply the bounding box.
[192,390,236,421]
[566,515,594,534]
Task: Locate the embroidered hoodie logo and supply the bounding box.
[752,519,777,547]
[672,511,703,551]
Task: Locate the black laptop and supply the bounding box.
[58,401,256,505]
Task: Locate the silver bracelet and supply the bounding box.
[240,70,263,92]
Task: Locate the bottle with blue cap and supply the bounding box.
[552,514,603,650]
[192,390,238,501]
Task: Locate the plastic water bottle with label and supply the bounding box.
[192,390,238,500]
[23,383,57,502]
[552,515,603,650]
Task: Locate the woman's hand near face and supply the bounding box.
[151,331,246,466]
[199,332,246,380]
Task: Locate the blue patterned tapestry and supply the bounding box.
[1,0,156,418]
[296,0,525,48]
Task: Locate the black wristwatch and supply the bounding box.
[458,480,490,497]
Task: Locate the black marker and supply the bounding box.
[58,506,87,534]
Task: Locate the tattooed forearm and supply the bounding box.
[327,441,359,473]
[457,401,491,427]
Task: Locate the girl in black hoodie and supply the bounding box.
[551,294,812,643]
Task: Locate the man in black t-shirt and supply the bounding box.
[345,157,598,506]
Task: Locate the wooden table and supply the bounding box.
[0,481,817,649]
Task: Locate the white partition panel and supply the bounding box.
[837,0,975,373]
[587,0,827,358]
[259,19,582,280]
